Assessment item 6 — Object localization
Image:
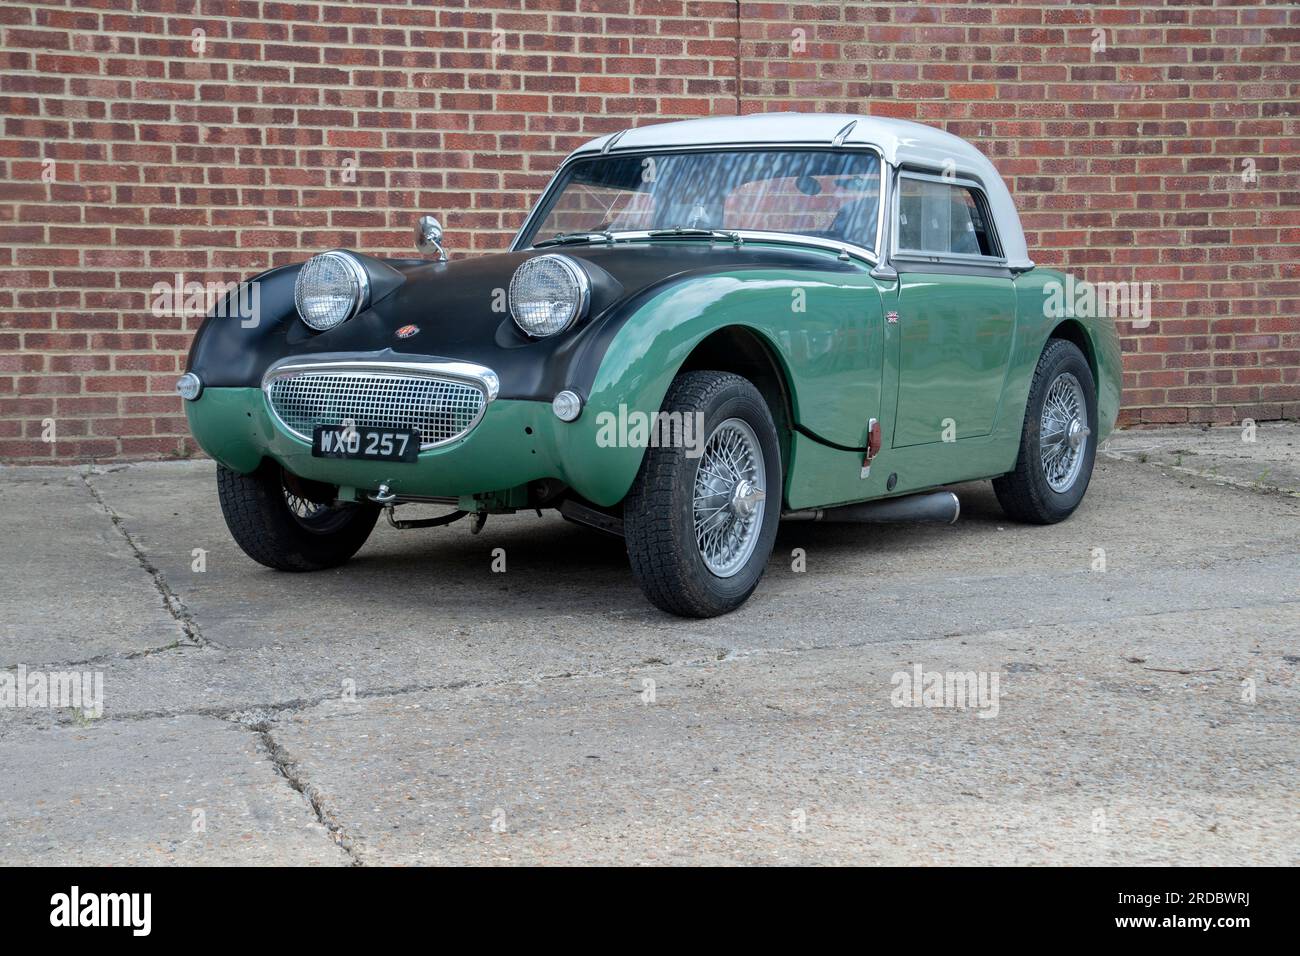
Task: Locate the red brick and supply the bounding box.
[0,0,1296,464]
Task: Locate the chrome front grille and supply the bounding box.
[266,369,489,449]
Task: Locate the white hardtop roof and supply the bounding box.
[569,113,1031,269]
[576,113,977,168]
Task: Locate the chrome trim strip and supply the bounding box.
[261,354,499,451]
[540,229,878,265]
[892,251,1009,268]
[511,142,888,262]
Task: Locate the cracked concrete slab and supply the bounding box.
[1103,421,1300,497]
[0,467,184,667]
[1,448,1297,864]
[267,604,1299,865]
[0,714,348,865]
[2,454,1288,725]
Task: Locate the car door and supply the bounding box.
[887,172,1016,447]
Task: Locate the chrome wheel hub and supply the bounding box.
[1040,372,1089,493]
[693,418,766,578]
[730,477,764,517]
[1067,418,1088,451]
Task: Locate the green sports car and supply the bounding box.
[179,112,1122,618]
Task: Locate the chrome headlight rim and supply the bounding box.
[294,250,371,332]
[508,253,591,338]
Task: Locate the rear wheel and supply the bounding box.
[217,461,380,571]
[993,338,1098,524]
[624,371,781,618]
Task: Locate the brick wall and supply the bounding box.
[1,0,1296,463]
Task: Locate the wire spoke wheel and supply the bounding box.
[216,462,380,572]
[993,339,1097,525]
[1039,371,1089,493]
[692,417,766,578]
[283,486,327,521]
[624,371,781,617]
[281,474,355,534]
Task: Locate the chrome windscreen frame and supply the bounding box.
[261,353,500,451]
[511,143,889,266]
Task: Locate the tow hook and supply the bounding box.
[369,483,398,505]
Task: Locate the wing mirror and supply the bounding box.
[415,215,447,261]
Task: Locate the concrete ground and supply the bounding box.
[1,422,1297,865]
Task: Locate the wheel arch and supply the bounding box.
[1047,318,1098,386]
[558,318,802,509]
[565,265,870,507]
[676,324,796,473]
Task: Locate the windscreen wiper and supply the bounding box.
[533,230,615,248]
[646,227,743,245]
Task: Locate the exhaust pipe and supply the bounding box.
[784,490,960,525]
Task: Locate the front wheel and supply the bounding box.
[623,371,782,618]
[993,338,1098,524]
[216,461,380,571]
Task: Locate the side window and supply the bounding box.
[897,176,997,258]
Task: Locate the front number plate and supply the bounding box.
[312,425,420,463]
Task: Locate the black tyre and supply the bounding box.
[993,338,1098,524]
[624,371,782,618]
[216,461,380,571]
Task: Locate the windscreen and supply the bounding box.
[523,149,882,250]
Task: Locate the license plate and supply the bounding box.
[312,425,420,462]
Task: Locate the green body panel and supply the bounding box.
[889,272,1017,446]
[1016,267,1123,443]
[592,266,886,447]
[186,249,1122,513]
[575,261,887,499]
[187,388,567,501]
[787,264,1121,507]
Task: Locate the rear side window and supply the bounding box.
[897,176,997,258]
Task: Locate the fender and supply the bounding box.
[1011,268,1123,444]
[547,259,886,508]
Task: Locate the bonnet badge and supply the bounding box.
[395,324,419,340]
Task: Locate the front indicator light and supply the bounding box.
[176,372,203,401]
[552,390,582,422]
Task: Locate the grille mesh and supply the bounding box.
[267,370,487,448]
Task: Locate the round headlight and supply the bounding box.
[294,251,369,331]
[508,254,590,337]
